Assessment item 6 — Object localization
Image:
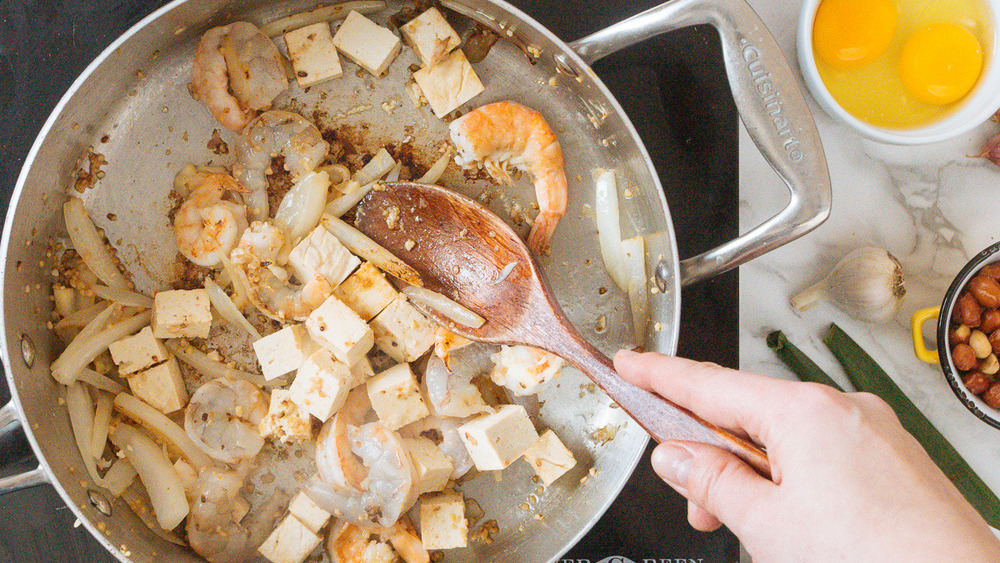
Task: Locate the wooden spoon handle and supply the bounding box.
[557,338,771,479]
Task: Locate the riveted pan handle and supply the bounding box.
[570,0,831,286]
[0,401,48,495]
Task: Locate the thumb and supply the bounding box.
[652,441,773,531]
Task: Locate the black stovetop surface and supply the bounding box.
[0,1,739,561]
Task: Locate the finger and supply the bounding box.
[651,441,774,533]
[687,500,723,532]
[614,350,793,441]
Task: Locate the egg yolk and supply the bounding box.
[899,23,983,105]
[813,0,898,69]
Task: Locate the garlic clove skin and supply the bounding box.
[791,247,906,323]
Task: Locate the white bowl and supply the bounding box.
[797,0,1000,145]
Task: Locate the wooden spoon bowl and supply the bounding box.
[354,182,770,477]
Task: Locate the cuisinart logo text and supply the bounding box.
[560,558,705,563]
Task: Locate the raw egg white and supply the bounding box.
[813,0,991,129]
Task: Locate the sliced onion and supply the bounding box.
[103,458,137,498]
[78,368,125,394]
[165,339,267,387]
[63,198,128,289]
[113,392,212,469]
[219,254,249,309]
[204,279,262,340]
[493,262,517,285]
[54,302,105,330]
[274,170,331,243]
[318,163,352,185]
[402,286,485,328]
[66,382,103,486]
[90,392,114,458]
[91,285,153,308]
[109,423,189,530]
[594,169,626,291]
[51,310,150,385]
[262,0,386,36]
[385,161,403,183]
[120,485,187,545]
[51,304,114,383]
[53,285,76,318]
[321,215,422,286]
[621,236,649,345]
[325,181,376,218]
[417,147,453,185]
[352,148,395,186]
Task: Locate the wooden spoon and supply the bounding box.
[354,182,770,478]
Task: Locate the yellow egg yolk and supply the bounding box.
[813,0,898,69]
[899,23,983,105]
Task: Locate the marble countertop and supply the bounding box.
[739,0,1000,499]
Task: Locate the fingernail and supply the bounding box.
[651,443,693,487]
[614,349,638,361]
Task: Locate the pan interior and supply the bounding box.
[2,0,680,561]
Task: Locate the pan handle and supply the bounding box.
[0,401,49,495]
[569,0,831,287]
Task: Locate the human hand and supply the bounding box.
[614,350,1000,562]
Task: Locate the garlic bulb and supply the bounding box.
[791,247,906,323]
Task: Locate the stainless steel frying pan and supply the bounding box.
[0,0,830,561]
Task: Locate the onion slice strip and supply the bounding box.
[325,181,376,218]
[262,0,386,36]
[91,285,153,308]
[54,302,106,330]
[66,382,103,486]
[274,170,331,243]
[402,286,485,328]
[621,236,649,344]
[113,392,212,469]
[204,279,262,340]
[109,424,189,530]
[90,391,114,458]
[594,169,627,291]
[321,215,422,286]
[63,198,128,289]
[352,147,395,186]
[417,147,453,185]
[78,368,125,394]
[51,311,151,385]
[120,485,187,545]
[166,339,267,387]
[103,458,137,498]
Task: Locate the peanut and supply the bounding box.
[955,293,982,328]
[983,382,1000,409]
[949,324,972,346]
[963,371,992,395]
[969,330,991,359]
[953,343,978,371]
[980,262,1000,281]
[969,275,1000,308]
[981,354,1000,376]
[983,310,1000,333]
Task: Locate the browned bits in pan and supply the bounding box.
[950,263,1000,410]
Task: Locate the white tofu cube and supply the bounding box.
[288,491,331,534]
[126,357,188,414]
[332,11,402,76]
[289,348,354,422]
[258,514,322,563]
[490,345,564,396]
[412,49,484,117]
[253,324,319,381]
[260,389,314,444]
[458,405,539,471]
[288,226,360,288]
[522,429,576,485]
[284,22,343,88]
[366,363,429,430]
[419,491,467,549]
[306,295,374,366]
[333,262,397,321]
[405,437,453,495]
[151,289,211,339]
[400,7,461,67]
[350,355,375,386]
[109,326,169,375]
[370,295,435,363]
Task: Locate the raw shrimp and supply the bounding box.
[491,345,564,396]
[317,388,372,489]
[185,378,268,464]
[187,467,275,563]
[305,421,417,528]
[229,221,334,321]
[191,23,287,131]
[233,110,329,221]
[423,343,496,418]
[174,173,249,268]
[400,416,474,479]
[327,519,429,563]
[450,101,568,253]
